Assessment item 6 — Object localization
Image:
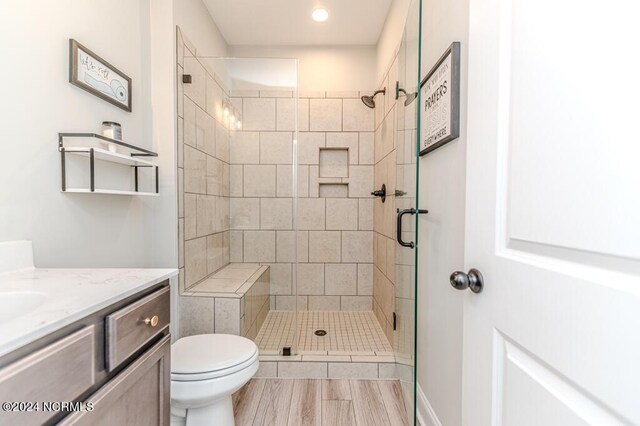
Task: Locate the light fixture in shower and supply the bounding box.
[360,88,386,109]
[395,81,418,106]
[233,107,242,130]
[312,8,329,22]
[223,99,242,130]
[223,99,230,118]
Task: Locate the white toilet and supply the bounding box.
[170,334,259,426]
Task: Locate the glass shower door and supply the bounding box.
[393,0,422,423]
[201,57,300,357]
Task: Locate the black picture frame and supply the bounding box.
[69,39,132,112]
[419,42,461,156]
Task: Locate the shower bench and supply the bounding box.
[181,263,270,340]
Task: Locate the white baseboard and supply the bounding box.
[416,384,442,426]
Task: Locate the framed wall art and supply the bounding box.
[419,42,460,156]
[69,39,132,112]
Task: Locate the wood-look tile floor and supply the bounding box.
[232,378,410,426]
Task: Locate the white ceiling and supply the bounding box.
[202,0,393,46]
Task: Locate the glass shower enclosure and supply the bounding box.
[177,1,423,417]
[202,57,301,356]
[394,0,423,420]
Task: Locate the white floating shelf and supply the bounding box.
[62,147,156,167]
[62,188,159,197]
[58,132,159,195]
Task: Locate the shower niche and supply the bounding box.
[318,183,348,198]
[318,147,349,197]
[319,147,349,178]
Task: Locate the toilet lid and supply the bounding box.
[171,334,258,375]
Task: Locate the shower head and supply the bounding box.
[403,91,417,106]
[396,81,418,107]
[361,95,375,109]
[360,88,386,109]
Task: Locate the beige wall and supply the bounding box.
[376,0,412,84]
[229,90,376,311]
[228,45,377,93]
[173,0,228,57]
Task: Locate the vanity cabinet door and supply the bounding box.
[61,334,170,426]
[0,326,96,426]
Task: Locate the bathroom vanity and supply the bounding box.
[0,243,177,425]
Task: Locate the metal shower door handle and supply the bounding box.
[396,208,428,249]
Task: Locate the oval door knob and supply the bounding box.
[450,269,484,293]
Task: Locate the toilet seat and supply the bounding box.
[171,350,258,381]
[171,334,258,382]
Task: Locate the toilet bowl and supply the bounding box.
[170,334,259,426]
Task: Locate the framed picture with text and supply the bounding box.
[69,39,132,112]
[419,42,460,156]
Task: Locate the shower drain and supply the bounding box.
[314,329,327,336]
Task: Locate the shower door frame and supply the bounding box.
[391,0,424,423]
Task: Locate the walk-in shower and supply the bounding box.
[176,0,422,417]
[175,45,396,361]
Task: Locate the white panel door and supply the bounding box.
[463,0,640,424]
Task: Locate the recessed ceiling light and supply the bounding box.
[312,8,329,22]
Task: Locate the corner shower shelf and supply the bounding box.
[58,133,159,195]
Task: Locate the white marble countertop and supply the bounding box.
[0,267,177,358]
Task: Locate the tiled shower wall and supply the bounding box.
[373,54,401,346]
[229,91,376,311]
[372,45,418,363]
[176,28,231,294]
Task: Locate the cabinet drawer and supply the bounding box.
[106,286,170,371]
[0,326,95,426]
